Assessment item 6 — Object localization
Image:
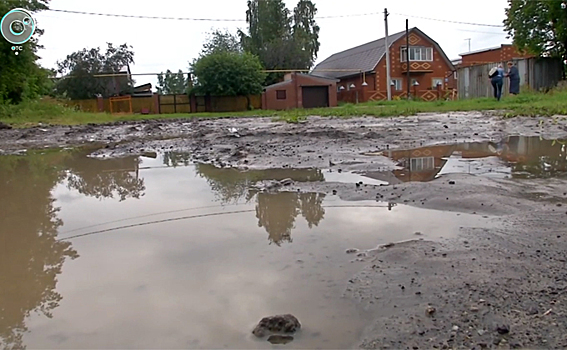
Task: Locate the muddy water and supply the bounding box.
[372,136,567,183]
[1,149,488,349]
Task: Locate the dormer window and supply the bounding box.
[401,46,433,62]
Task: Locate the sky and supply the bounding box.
[29,0,510,88]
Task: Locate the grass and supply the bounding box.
[2,89,567,128]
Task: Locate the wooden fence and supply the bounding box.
[64,94,261,114]
[457,57,563,99]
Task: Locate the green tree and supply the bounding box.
[190,51,265,104]
[0,0,52,104]
[504,0,567,74]
[238,0,320,85]
[54,43,135,100]
[157,69,188,95]
[201,29,242,56]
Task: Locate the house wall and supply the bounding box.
[461,45,533,67]
[377,31,455,94]
[336,73,377,92]
[263,74,337,110]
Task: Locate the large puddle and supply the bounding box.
[363,135,567,183]
[0,148,493,349]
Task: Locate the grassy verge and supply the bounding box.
[2,89,567,128]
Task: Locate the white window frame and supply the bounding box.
[391,79,402,91]
[410,157,435,171]
[400,46,433,62]
[432,78,444,88]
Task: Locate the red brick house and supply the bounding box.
[459,44,534,67]
[262,73,338,110]
[311,27,456,102]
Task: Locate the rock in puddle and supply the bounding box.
[252,314,301,340]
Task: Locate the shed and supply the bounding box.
[262,73,338,110]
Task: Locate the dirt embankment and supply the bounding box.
[2,113,567,348]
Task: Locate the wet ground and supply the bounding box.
[1,113,567,349]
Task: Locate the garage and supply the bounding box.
[302,86,329,109]
[262,73,338,110]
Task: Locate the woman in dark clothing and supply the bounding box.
[506,61,520,95]
[490,64,504,101]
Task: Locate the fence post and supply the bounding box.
[153,93,160,114]
[205,95,212,112]
[96,95,104,112]
[190,94,197,113]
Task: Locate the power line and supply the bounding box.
[46,9,245,21]
[390,12,504,28]
[45,8,506,28]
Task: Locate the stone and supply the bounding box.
[426,306,436,316]
[0,122,12,130]
[496,324,510,335]
[252,314,301,338]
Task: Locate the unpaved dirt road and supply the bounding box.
[2,112,567,349]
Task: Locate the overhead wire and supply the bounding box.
[44,8,506,30]
[57,204,392,241]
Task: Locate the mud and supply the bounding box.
[2,112,567,348]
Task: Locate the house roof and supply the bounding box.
[263,73,338,90]
[311,27,455,79]
[459,44,513,57]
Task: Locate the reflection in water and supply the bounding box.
[0,153,79,350]
[64,153,145,201]
[378,136,567,182]
[194,164,325,204]
[254,192,326,246]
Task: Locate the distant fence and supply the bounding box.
[64,94,261,114]
[457,57,563,99]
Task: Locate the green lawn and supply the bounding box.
[2,89,567,128]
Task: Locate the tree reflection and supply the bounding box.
[195,164,325,204]
[299,193,326,228]
[0,153,78,350]
[163,152,192,168]
[255,192,300,246]
[63,153,145,202]
[255,192,327,246]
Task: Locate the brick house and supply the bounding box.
[311,27,456,102]
[262,73,338,110]
[459,44,534,67]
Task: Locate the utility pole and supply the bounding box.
[406,19,410,100]
[384,8,392,101]
[465,38,471,52]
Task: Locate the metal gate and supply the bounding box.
[302,86,329,108]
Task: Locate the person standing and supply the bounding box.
[489,64,505,101]
[506,61,520,95]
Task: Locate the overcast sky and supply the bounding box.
[31,0,510,87]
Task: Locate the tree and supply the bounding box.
[0,0,52,104]
[157,69,188,95]
[238,0,320,85]
[54,43,135,100]
[190,51,265,104]
[504,0,567,75]
[201,29,242,56]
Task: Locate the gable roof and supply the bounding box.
[311,27,455,79]
[263,73,338,90]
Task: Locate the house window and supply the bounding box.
[432,78,444,88]
[401,46,433,62]
[453,71,458,80]
[391,79,402,91]
[276,90,286,100]
[410,157,435,171]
